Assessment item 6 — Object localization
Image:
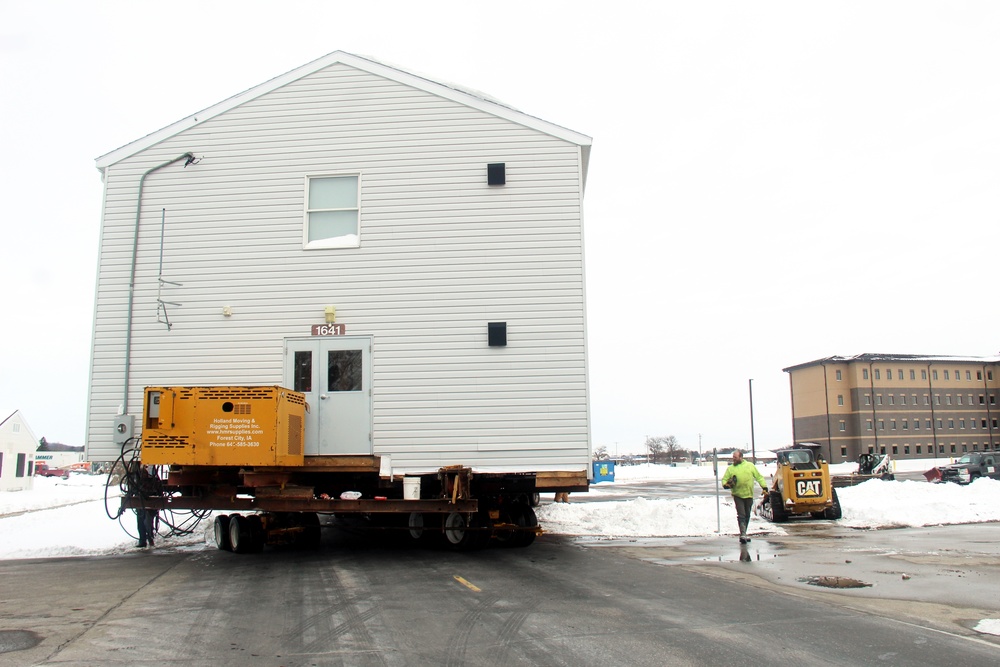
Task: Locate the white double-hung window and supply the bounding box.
[305,174,360,248]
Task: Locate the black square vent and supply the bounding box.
[488,322,507,346]
[487,163,506,186]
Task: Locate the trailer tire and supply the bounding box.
[408,512,442,545]
[229,514,251,553]
[493,506,522,547]
[510,505,538,548]
[443,512,489,551]
[214,514,232,551]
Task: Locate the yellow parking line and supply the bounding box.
[453,576,481,592]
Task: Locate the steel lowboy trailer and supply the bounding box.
[118,386,586,553]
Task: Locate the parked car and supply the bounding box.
[33,462,70,479]
[928,453,1000,484]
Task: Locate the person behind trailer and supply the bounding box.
[135,465,160,548]
[721,450,768,544]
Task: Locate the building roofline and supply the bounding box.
[95,50,592,178]
[783,353,1000,373]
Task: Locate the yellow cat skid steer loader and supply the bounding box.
[757,444,841,522]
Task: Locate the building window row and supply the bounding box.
[861,392,994,406]
[866,442,998,456]
[859,367,994,382]
[864,417,998,431]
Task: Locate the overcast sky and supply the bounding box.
[2,1,998,455]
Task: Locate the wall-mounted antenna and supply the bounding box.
[156,207,182,330]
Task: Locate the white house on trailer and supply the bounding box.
[86,51,592,485]
[1,410,37,492]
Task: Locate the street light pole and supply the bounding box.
[749,378,757,463]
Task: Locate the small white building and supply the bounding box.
[1,410,37,492]
[86,52,592,485]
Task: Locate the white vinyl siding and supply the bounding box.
[87,62,589,474]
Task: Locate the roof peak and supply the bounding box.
[95,50,591,175]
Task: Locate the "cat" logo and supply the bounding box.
[796,479,822,497]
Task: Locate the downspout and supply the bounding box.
[123,152,194,414]
[983,365,994,450]
[821,362,832,461]
[788,371,797,445]
[869,361,877,453]
[927,362,937,454]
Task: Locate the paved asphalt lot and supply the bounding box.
[1,473,998,665]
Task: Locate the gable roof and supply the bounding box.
[95,50,592,182]
[1,409,38,441]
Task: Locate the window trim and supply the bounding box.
[303,173,361,250]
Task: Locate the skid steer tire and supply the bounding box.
[768,490,789,523]
[824,488,842,520]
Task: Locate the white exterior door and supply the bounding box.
[284,337,373,456]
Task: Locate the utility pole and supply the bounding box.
[749,379,757,463]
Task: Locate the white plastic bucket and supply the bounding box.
[403,477,421,500]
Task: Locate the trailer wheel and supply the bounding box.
[511,505,538,548]
[229,514,251,553]
[493,507,520,547]
[495,504,536,548]
[213,514,232,551]
[406,512,436,543]
[824,488,842,520]
[443,512,489,551]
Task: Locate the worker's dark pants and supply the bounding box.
[734,496,754,537]
[137,509,156,547]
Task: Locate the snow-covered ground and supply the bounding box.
[537,458,1000,538]
[0,475,208,560]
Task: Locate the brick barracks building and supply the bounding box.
[784,354,1000,463]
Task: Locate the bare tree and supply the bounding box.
[644,435,684,464]
[663,435,684,463]
[645,436,665,464]
[592,445,609,461]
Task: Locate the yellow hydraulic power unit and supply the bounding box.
[140,386,306,467]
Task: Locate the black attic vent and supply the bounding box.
[488,322,507,346]
[487,163,506,186]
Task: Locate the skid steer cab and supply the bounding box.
[757,444,841,522]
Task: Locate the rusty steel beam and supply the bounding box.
[122,496,478,514]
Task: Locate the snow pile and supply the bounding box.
[839,478,1000,528]
[538,495,785,538]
